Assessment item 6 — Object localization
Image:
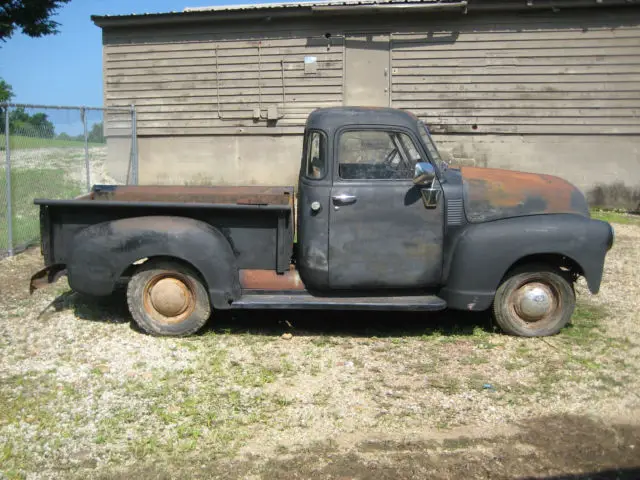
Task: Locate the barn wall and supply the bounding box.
[390,10,640,135]
[101,8,640,198]
[102,23,345,135]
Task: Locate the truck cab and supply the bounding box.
[297,107,445,291]
[30,107,615,338]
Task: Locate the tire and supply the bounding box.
[127,259,211,336]
[492,264,575,337]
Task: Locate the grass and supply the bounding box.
[0,340,292,478]
[590,209,640,226]
[0,168,83,251]
[2,135,102,150]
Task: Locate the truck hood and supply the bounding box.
[461,166,589,223]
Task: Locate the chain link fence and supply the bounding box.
[1,103,138,257]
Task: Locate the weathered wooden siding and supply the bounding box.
[390,11,640,134]
[103,30,343,136]
[102,9,640,136]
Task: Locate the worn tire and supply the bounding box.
[492,264,575,337]
[127,259,211,336]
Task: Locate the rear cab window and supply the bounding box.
[305,131,327,180]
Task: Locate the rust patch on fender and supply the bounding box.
[239,266,306,291]
[461,167,588,223]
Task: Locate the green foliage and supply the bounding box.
[0,78,13,102]
[87,122,105,143]
[56,123,104,144]
[9,107,55,138]
[0,0,71,42]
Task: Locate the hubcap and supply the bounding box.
[514,282,554,322]
[149,277,190,317]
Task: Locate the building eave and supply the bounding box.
[91,0,640,29]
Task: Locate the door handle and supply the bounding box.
[332,194,357,205]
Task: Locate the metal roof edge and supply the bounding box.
[91,0,640,29]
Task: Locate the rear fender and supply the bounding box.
[67,216,240,309]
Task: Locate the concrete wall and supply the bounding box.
[435,135,640,193]
[107,133,639,195]
[136,135,303,186]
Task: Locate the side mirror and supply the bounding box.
[413,162,436,185]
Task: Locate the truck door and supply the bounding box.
[329,128,444,289]
[297,130,332,289]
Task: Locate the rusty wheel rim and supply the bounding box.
[508,280,560,330]
[143,273,196,325]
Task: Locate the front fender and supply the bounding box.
[67,216,240,309]
[440,214,613,311]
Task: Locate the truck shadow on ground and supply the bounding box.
[50,289,494,338]
[242,413,640,480]
[114,414,640,479]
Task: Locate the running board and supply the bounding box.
[231,293,447,311]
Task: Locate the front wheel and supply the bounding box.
[492,265,575,337]
[127,259,211,336]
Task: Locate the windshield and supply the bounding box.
[418,121,444,165]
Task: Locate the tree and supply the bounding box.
[0,78,13,103]
[87,122,105,143]
[0,78,13,131]
[0,0,71,42]
[9,106,55,138]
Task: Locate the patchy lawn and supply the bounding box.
[0,168,84,251]
[0,221,639,479]
[591,209,640,227]
[3,135,102,150]
[0,145,115,254]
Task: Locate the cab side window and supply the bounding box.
[305,131,326,180]
[338,130,422,180]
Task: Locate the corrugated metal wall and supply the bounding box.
[104,31,343,136]
[390,11,640,134]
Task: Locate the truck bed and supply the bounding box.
[35,184,295,273]
[78,184,293,207]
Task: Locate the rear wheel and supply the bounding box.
[492,264,575,337]
[127,259,211,336]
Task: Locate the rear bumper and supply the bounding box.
[30,264,67,294]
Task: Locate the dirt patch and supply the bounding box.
[252,414,640,480]
[88,414,640,479]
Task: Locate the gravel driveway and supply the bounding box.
[1,217,639,479]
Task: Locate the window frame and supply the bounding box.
[333,126,427,183]
[303,129,328,181]
[417,121,443,166]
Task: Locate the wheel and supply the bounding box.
[127,259,211,336]
[492,264,575,337]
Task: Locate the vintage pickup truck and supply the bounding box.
[31,107,614,337]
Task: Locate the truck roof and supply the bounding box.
[306,107,419,133]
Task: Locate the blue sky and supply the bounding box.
[0,0,270,106]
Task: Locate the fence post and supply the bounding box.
[130,104,138,185]
[4,105,13,256]
[82,107,91,192]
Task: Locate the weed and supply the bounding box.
[461,354,489,366]
[429,377,461,395]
